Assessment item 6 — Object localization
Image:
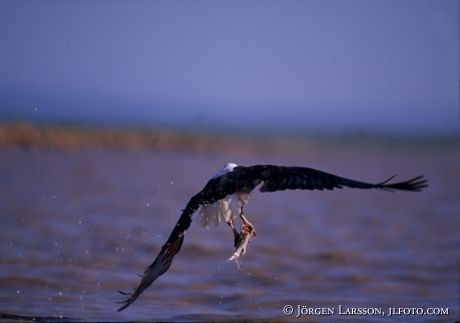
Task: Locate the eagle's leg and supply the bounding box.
[239,208,257,237]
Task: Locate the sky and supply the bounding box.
[0,0,458,135]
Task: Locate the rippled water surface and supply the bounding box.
[0,140,458,322]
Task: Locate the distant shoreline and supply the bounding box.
[0,121,457,152]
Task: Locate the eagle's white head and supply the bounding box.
[212,162,238,179]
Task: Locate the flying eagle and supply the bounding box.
[117,163,427,311]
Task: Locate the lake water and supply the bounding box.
[0,137,458,322]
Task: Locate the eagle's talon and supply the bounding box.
[239,211,257,237]
[241,222,256,237]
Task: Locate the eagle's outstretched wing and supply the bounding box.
[249,165,427,192]
[117,209,190,311]
[117,174,240,311]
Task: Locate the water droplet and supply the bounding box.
[33,106,39,112]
